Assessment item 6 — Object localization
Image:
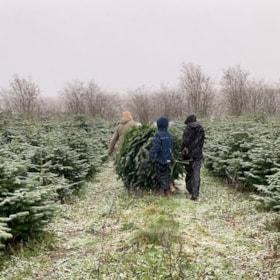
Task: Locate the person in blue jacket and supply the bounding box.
[149,117,174,198]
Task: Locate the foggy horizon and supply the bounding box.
[0,0,279,97]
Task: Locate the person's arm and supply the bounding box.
[198,126,205,148]
[108,128,119,154]
[149,134,161,160]
[183,126,191,154]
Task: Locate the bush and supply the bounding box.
[252,167,280,211]
[0,157,56,245]
[0,116,112,248]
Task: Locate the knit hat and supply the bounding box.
[184,114,197,124]
[157,117,169,130]
[122,111,132,119]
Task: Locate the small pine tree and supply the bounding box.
[253,167,280,211]
[0,220,12,248]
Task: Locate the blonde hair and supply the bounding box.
[122,111,132,119]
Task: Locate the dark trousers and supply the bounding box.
[185,159,202,199]
[156,162,172,193]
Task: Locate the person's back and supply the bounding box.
[149,130,173,165]
[183,115,205,160]
[108,111,137,155]
[149,117,174,198]
[182,114,205,200]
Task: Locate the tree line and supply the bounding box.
[0,63,279,122]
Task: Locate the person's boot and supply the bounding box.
[169,182,176,193]
[164,190,171,199]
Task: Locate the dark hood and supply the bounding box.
[157,117,169,130]
[184,114,197,124]
[189,122,200,128]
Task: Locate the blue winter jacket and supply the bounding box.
[149,117,174,165]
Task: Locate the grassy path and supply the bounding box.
[0,161,279,279]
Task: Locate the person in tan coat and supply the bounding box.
[108,111,137,155]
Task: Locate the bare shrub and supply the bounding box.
[179,62,215,117]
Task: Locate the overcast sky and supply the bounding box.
[0,0,279,96]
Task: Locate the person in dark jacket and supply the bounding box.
[182,114,205,200]
[149,117,174,198]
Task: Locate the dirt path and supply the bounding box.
[0,161,279,279]
[37,160,125,279]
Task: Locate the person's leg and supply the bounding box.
[190,160,202,200]
[166,164,175,192]
[156,163,170,196]
[185,163,193,194]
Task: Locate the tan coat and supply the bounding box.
[108,116,137,155]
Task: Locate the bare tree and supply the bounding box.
[83,81,120,119]
[263,87,279,116]
[152,84,185,120]
[221,65,249,116]
[103,92,123,120]
[36,96,64,117]
[60,79,122,119]
[3,74,41,117]
[0,88,13,116]
[129,86,152,124]
[99,92,122,120]
[84,81,104,117]
[245,79,265,115]
[179,62,215,116]
[169,88,186,119]
[60,80,86,115]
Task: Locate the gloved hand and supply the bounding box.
[180,147,189,160]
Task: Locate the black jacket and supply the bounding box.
[182,121,205,160]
